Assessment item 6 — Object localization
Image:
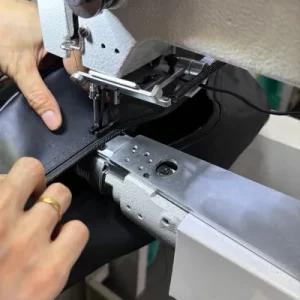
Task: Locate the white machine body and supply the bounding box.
[76,135,300,300]
[38,0,300,86]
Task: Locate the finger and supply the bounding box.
[28,183,72,234]
[50,220,89,269]
[0,174,7,183]
[5,157,46,209]
[14,59,62,131]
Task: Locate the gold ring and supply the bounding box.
[38,197,62,222]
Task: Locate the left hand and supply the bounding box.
[0,157,89,300]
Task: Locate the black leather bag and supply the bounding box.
[0,65,269,287]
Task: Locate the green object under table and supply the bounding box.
[258,75,283,110]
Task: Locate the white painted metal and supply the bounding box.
[170,214,300,300]
[105,173,188,246]
[231,116,300,200]
[37,0,74,58]
[38,0,300,86]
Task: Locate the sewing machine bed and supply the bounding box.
[0,65,269,288]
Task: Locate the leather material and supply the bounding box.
[176,64,270,169]
[0,65,269,289]
[136,64,270,169]
[0,68,158,180]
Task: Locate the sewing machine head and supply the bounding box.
[37,0,300,111]
[38,0,228,136]
[37,0,300,83]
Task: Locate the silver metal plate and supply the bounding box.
[76,71,171,107]
[110,135,300,281]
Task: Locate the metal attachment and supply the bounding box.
[66,0,117,18]
[61,26,91,55]
[71,73,88,87]
[61,39,82,53]
[89,84,105,134]
[156,160,178,176]
[79,26,91,39]
[69,55,210,124]
[75,70,172,107]
[112,90,120,105]
[74,153,108,193]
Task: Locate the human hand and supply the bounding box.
[0,0,87,130]
[0,158,89,300]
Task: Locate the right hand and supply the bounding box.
[0,158,89,300]
[0,0,87,130]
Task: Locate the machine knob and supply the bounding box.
[66,0,115,18]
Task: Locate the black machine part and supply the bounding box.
[66,0,116,18]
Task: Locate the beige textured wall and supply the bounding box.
[115,0,300,86]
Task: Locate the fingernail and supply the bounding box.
[41,111,60,130]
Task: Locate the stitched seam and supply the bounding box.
[44,134,93,168]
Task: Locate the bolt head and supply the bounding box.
[79,26,91,38]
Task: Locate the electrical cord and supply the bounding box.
[198,83,300,116]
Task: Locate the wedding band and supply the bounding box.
[38,197,62,222]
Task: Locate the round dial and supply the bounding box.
[66,0,104,18]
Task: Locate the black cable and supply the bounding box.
[198,83,300,116]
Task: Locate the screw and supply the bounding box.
[156,166,173,176]
[98,144,107,151]
[79,26,91,38]
[156,160,178,176]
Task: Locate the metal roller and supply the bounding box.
[66,0,116,18]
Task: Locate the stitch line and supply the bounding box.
[44,134,94,168]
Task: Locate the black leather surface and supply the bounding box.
[0,65,270,289]
[0,68,157,179]
[0,69,95,175]
[136,64,270,169]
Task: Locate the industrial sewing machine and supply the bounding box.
[36,1,300,299]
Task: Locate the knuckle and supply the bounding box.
[27,91,52,114]
[49,183,72,201]
[71,220,89,241]
[0,181,17,201]
[13,56,34,80]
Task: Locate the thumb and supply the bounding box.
[14,64,62,131]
